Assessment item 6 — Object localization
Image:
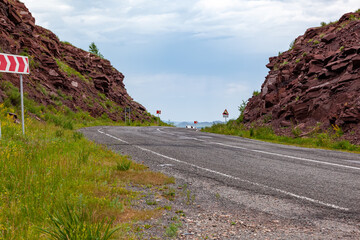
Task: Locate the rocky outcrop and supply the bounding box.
[244,11,360,144]
[0,0,150,121]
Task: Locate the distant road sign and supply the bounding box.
[0,53,29,74]
[157,110,161,114]
[194,121,198,124]
[125,107,131,113]
[223,109,229,117]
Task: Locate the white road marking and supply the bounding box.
[98,128,129,144]
[158,128,360,171]
[97,127,350,211]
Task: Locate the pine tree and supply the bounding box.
[89,42,104,58]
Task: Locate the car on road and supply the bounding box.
[185,125,196,129]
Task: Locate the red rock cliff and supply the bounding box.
[244,11,360,144]
[0,0,150,121]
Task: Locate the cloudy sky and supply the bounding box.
[21,0,359,122]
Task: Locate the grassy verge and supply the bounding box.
[202,120,360,153]
[0,97,173,238]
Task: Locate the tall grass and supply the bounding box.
[0,102,173,239]
[202,120,360,152]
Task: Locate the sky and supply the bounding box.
[21,0,359,122]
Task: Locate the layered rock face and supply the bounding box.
[0,0,150,121]
[244,11,360,144]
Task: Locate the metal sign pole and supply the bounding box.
[125,111,127,124]
[0,121,2,139]
[158,114,160,125]
[20,74,25,135]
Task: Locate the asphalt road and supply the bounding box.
[80,126,360,218]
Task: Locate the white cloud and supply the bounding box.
[22,0,360,42]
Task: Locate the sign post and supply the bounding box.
[125,107,131,124]
[223,109,229,123]
[0,53,30,135]
[156,110,161,125]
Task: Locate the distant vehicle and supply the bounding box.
[185,125,196,129]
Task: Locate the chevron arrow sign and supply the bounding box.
[0,53,30,74]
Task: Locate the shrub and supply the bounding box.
[252,90,260,96]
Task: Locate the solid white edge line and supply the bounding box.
[97,127,349,211]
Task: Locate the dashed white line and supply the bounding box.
[97,127,350,211]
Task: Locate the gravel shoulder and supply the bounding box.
[126,161,360,239]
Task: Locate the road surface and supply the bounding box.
[80,126,360,220]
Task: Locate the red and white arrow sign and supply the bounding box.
[0,53,29,74]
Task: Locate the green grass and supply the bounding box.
[0,93,174,239]
[55,58,89,83]
[202,120,360,153]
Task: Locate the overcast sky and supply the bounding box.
[21,0,359,122]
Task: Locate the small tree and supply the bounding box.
[89,42,104,58]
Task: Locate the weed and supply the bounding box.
[185,189,195,205]
[165,223,181,238]
[313,40,320,45]
[73,131,84,141]
[295,58,301,63]
[349,14,360,21]
[175,210,185,217]
[78,147,91,164]
[146,200,157,206]
[263,114,272,123]
[61,41,73,46]
[281,61,289,66]
[319,33,325,38]
[302,52,308,57]
[163,205,172,211]
[116,158,132,171]
[339,46,345,51]
[144,224,152,229]
[215,193,220,199]
[320,21,327,27]
[163,188,176,201]
[308,39,313,43]
[292,127,302,138]
[37,203,120,240]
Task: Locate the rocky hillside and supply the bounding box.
[244,11,360,144]
[0,0,151,122]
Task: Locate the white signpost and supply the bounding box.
[223,109,229,123]
[0,53,30,135]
